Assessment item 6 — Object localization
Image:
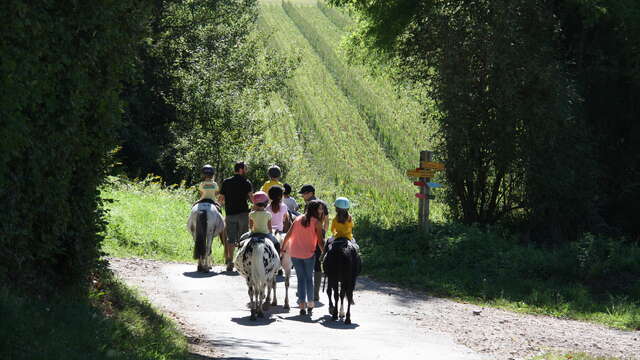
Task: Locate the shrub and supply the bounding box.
[0,1,150,294]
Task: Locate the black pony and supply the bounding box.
[322,238,361,324]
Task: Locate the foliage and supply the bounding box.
[0,0,151,294]
[101,176,225,263]
[0,265,190,360]
[551,0,640,239]
[357,220,640,330]
[119,0,297,186]
[328,0,640,243]
[317,1,353,30]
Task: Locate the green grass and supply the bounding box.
[535,353,620,360]
[0,264,190,360]
[258,2,448,228]
[101,176,225,263]
[358,222,640,331]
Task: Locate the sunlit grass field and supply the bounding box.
[101,177,225,264]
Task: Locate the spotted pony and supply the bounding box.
[234,235,281,320]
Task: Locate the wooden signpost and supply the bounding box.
[406,169,435,178]
[406,151,445,232]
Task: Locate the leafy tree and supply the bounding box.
[0,0,151,293]
[332,0,639,241]
[120,0,295,184]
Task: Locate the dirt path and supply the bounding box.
[109,258,639,360]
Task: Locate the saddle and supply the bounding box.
[328,237,351,251]
[194,198,222,212]
[248,233,268,243]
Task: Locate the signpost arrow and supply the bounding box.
[414,181,426,187]
[427,182,442,188]
[407,169,435,178]
[415,193,426,199]
[421,161,445,171]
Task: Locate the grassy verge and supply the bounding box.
[101,176,225,263]
[357,221,640,331]
[535,353,620,360]
[0,263,190,360]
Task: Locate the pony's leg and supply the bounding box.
[345,281,354,325]
[330,280,340,319]
[271,277,278,306]
[204,235,213,271]
[257,286,265,318]
[264,281,273,309]
[248,284,257,321]
[327,279,335,319]
[339,283,346,318]
[264,282,272,308]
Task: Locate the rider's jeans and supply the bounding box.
[291,255,315,306]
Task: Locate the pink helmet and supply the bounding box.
[253,191,269,204]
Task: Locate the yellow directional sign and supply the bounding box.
[407,169,435,178]
[421,161,445,171]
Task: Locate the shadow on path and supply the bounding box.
[318,315,360,330]
[183,271,220,278]
[231,316,276,326]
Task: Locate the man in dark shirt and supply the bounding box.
[219,161,253,271]
[299,184,329,301]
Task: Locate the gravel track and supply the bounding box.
[109,257,639,360]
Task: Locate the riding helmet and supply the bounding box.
[334,197,351,210]
[253,191,269,204]
[202,164,214,176]
[267,165,281,179]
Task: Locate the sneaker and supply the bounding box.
[306,301,315,309]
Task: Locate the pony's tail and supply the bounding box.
[251,241,267,288]
[194,210,208,259]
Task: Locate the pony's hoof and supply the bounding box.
[299,309,306,316]
[332,314,338,320]
[262,302,270,310]
[283,304,290,310]
[345,318,351,325]
[271,300,277,307]
[257,311,264,318]
[250,309,256,321]
[307,308,313,316]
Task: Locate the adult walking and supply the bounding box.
[298,185,329,301]
[280,200,325,315]
[219,161,253,271]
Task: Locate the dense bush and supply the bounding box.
[357,222,640,329]
[330,0,640,243]
[0,1,150,294]
[0,265,190,359]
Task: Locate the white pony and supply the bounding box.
[264,231,293,309]
[187,202,225,272]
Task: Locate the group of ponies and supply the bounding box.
[187,203,361,323]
